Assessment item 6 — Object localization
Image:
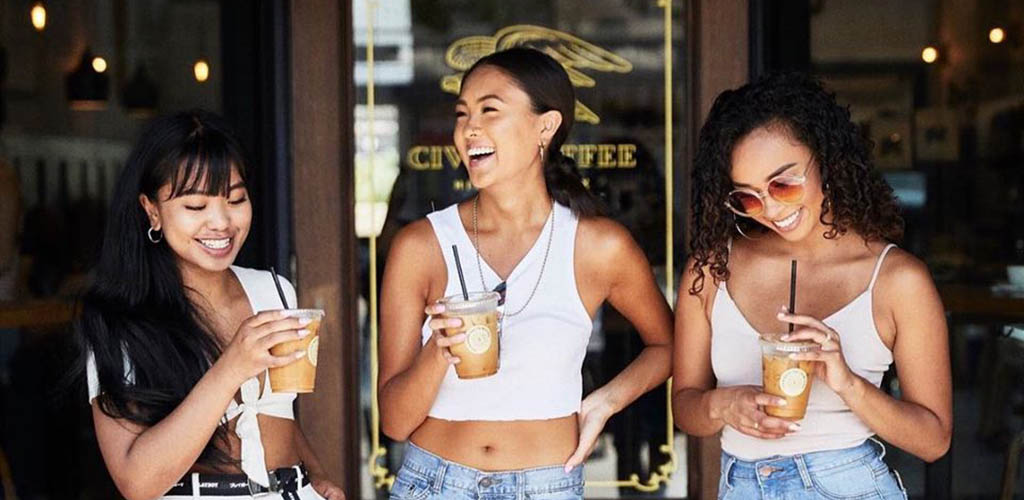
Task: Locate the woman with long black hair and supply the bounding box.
[378,48,673,500]
[76,110,343,499]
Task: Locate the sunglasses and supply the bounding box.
[725,169,809,217]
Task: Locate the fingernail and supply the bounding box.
[789,423,801,431]
[777,399,787,406]
[564,465,573,473]
[781,334,791,341]
[298,317,312,326]
[777,312,787,319]
[297,329,310,337]
[295,351,306,358]
[448,319,462,327]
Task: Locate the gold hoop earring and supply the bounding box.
[734,222,761,240]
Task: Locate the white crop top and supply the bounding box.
[86,265,297,487]
[711,244,897,460]
[420,202,594,421]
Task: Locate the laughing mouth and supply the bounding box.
[197,238,231,250]
[772,210,800,230]
[467,146,495,161]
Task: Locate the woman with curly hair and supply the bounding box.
[672,73,951,499]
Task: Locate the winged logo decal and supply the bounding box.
[441,25,633,124]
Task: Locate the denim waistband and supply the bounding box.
[399,443,583,495]
[722,438,885,481]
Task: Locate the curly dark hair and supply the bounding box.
[689,72,904,295]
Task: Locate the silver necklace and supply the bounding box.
[472,196,554,318]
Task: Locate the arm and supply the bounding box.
[564,219,673,469]
[581,219,672,415]
[378,221,463,441]
[785,252,952,461]
[295,428,345,499]
[671,259,794,439]
[93,311,308,500]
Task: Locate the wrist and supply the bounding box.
[838,374,866,403]
[705,389,724,421]
[208,357,246,388]
[584,389,619,417]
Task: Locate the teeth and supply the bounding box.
[773,211,799,229]
[199,238,230,249]
[468,146,495,157]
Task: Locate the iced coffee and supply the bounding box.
[269,309,324,393]
[760,332,819,420]
[439,292,500,379]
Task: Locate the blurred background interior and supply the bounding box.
[0,1,1022,499]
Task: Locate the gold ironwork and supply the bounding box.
[363,0,396,490]
[365,0,679,493]
[440,25,633,124]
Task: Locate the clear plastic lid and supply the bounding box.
[439,292,500,315]
[758,332,819,353]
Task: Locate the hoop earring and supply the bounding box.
[734,222,761,240]
[147,227,163,243]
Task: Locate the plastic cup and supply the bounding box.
[268,309,324,393]
[760,332,819,420]
[439,292,500,379]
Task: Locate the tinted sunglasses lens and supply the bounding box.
[768,178,805,204]
[727,191,763,216]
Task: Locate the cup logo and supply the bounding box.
[779,368,808,397]
[307,336,319,366]
[464,326,492,354]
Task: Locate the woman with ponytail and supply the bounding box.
[75,110,343,499]
[379,48,672,499]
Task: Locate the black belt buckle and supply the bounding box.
[247,471,279,497]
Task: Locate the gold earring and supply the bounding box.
[538,142,546,163]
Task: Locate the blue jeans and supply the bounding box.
[390,443,584,500]
[719,438,907,499]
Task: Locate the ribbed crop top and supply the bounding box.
[420,202,593,421]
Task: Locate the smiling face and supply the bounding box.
[140,166,251,275]
[729,126,825,242]
[453,65,560,190]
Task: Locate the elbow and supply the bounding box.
[116,483,163,500]
[381,417,414,442]
[922,429,952,463]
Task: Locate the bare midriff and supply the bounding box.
[409,415,579,471]
[188,415,300,474]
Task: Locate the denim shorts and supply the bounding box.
[719,438,907,500]
[389,443,584,500]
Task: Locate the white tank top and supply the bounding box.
[711,244,897,460]
[421,202,593,421]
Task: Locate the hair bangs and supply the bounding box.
[164,130,247,199]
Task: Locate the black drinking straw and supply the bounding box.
[269,266,290,308]
[452,245,469,300]
[788,260,797,333]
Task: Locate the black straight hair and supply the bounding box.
[72,109,250,467]
[462,47,604,217]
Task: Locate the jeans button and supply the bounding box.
[758,466,774,477]
[479,477,493,488]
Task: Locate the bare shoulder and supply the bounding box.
[575,216,637,259]
[388,218,440,260]
[876,247,936,292]
[874,246,943,317]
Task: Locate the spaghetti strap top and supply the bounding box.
[711,244,897,460]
